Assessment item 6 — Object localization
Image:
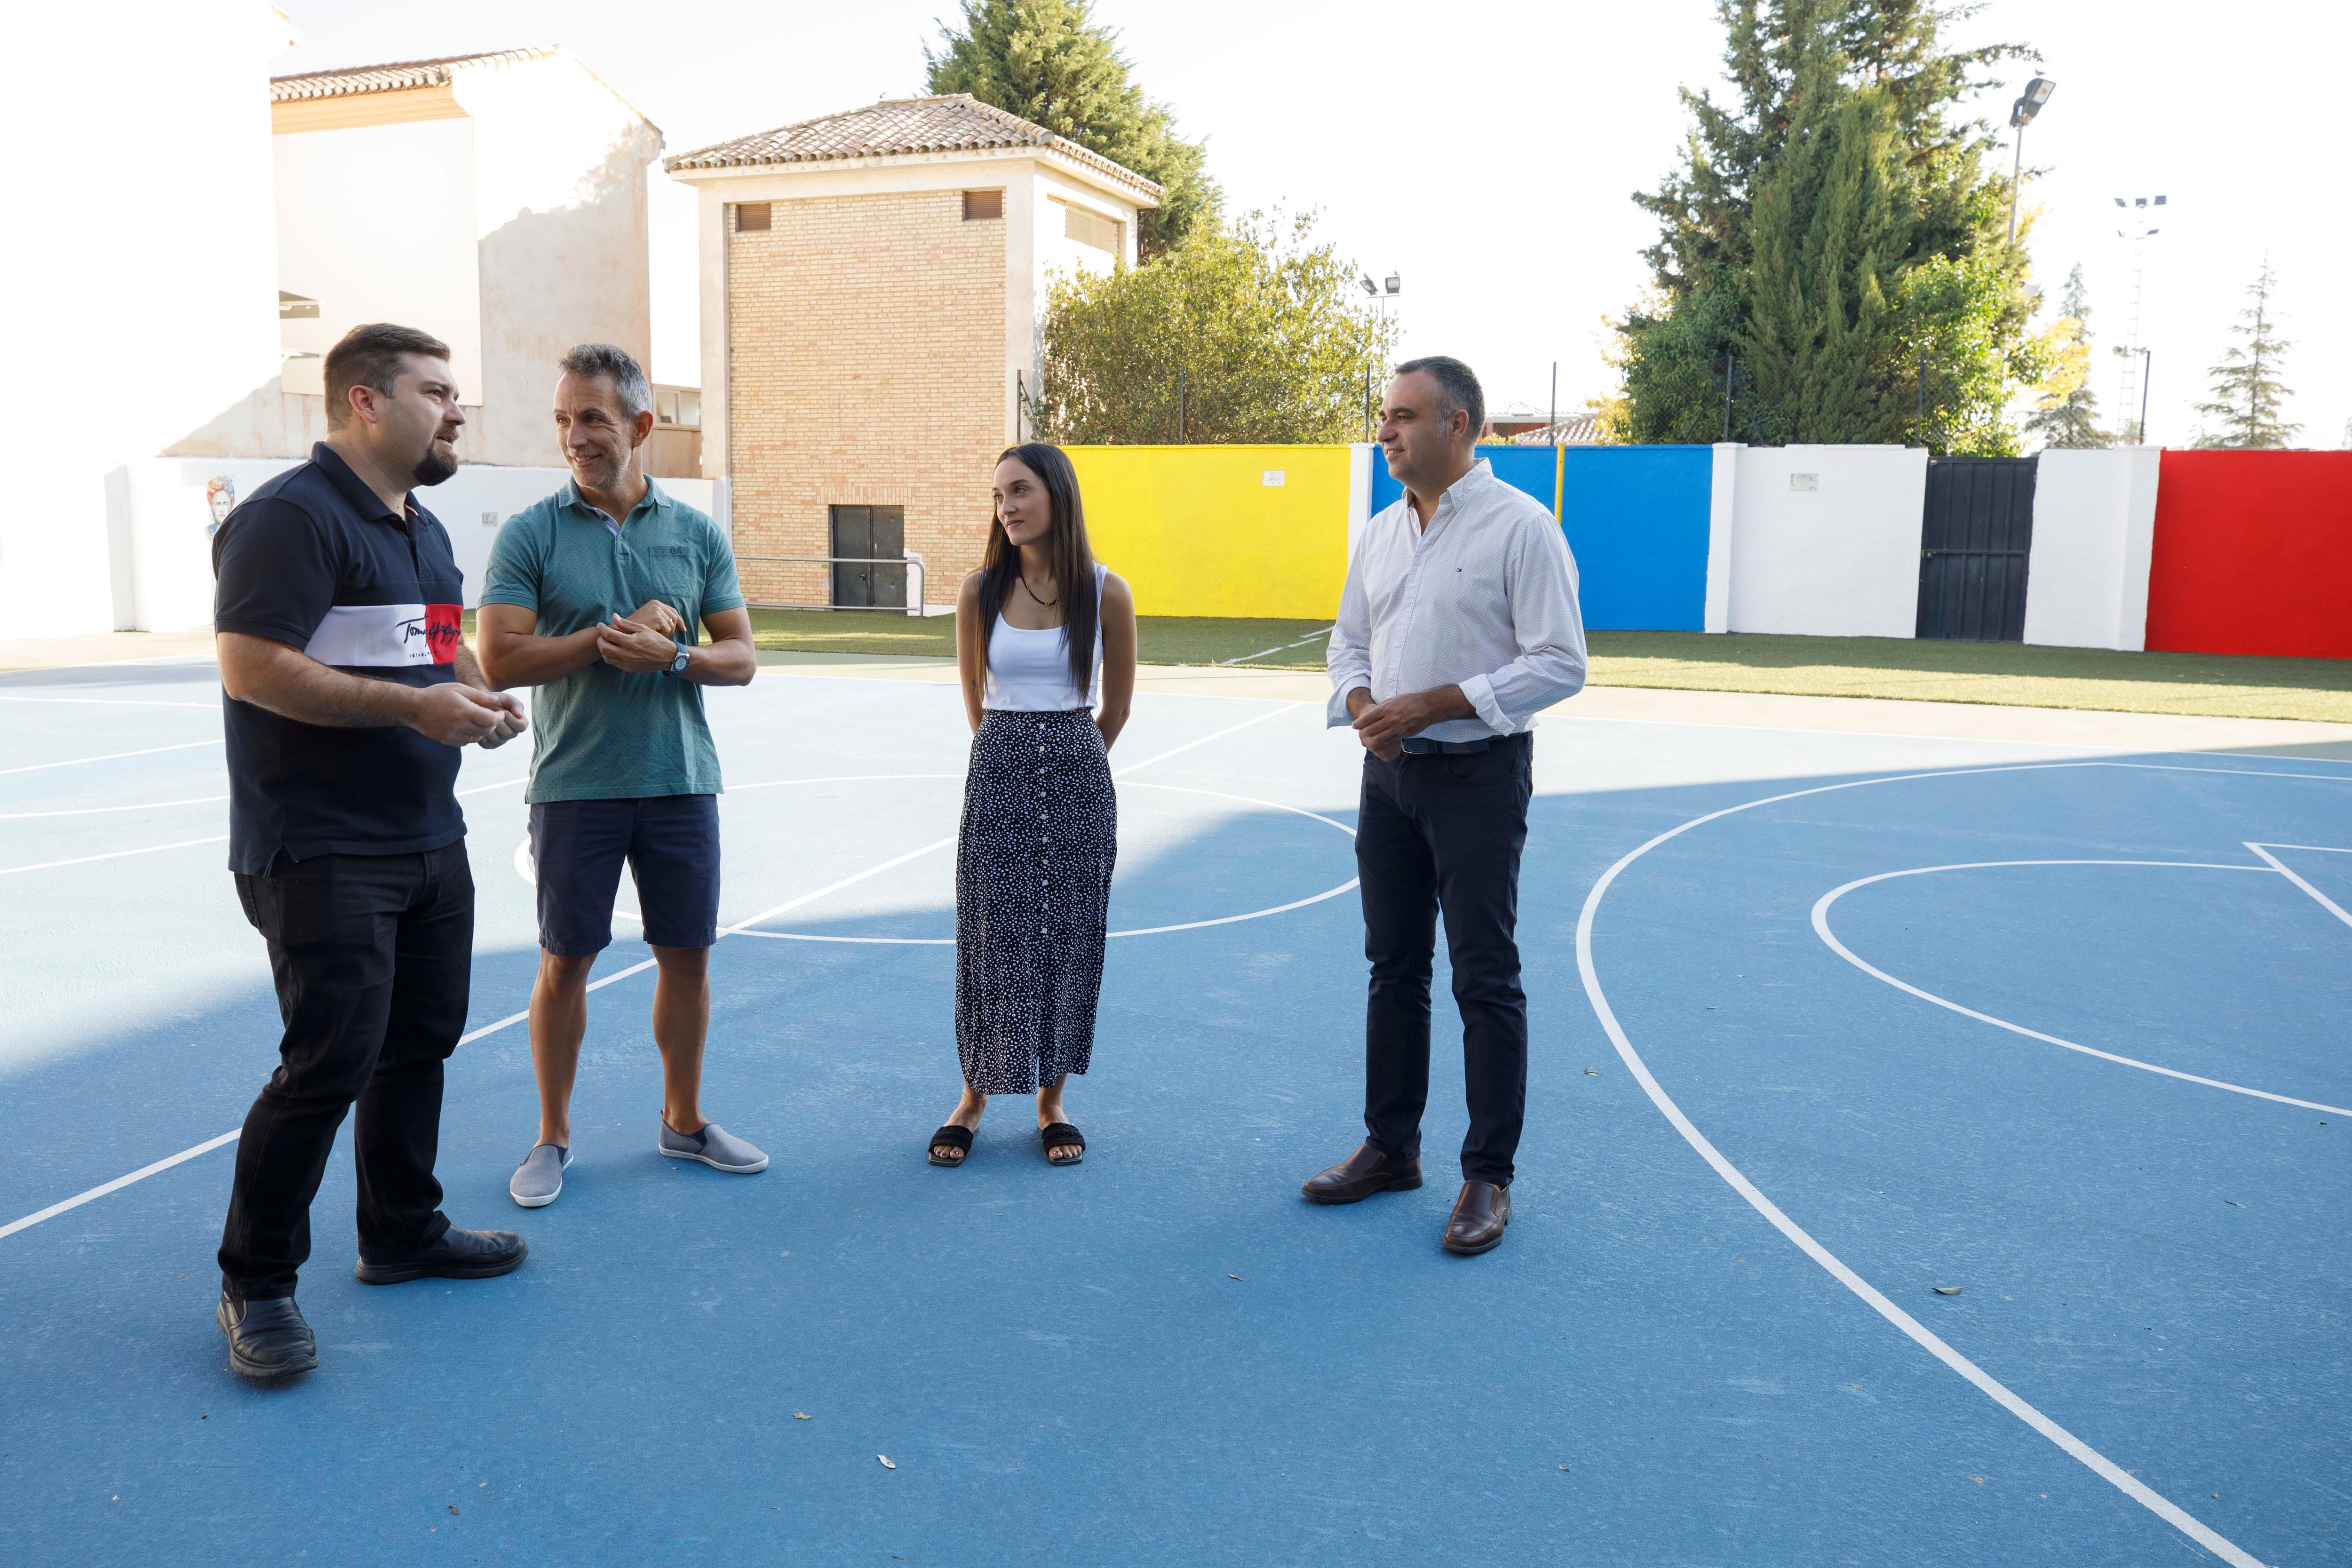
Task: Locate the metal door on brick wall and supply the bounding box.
[828,505,906,608]
[1916,457,2036,640]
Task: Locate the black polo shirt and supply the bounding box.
[212,442,468,875]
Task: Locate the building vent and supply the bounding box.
[736,202,771,232]
[962,189,1003,221]
[1062,202,1120,255]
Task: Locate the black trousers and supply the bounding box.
[1356,735,1532,1187]
[218,844,472,1299]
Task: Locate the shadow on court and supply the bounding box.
[3,754,2347,1567]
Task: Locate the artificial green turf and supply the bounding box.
[508,608,2352,724]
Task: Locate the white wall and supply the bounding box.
[273,117,483,399]
[1728,446,1927,638]
[2022,447,2161,651]
[5,1,290,638]
[1703,443,1739,633]
[104,459,717,630]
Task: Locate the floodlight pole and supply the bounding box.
[1548,362,1557,446]
[2138,349,2153,446]
[2006,77,2054,247]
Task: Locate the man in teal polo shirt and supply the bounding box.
[477,343,766,1208]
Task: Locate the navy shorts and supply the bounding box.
[528,795,721,957]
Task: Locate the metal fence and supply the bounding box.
[734,552,928,614]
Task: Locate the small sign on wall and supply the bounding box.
[1789,473,1820,492]
[482,512,501,528]
[1262,470,1286,487]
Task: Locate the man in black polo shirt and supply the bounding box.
[210,323,532,1380]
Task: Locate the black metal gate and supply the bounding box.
[1916,457,2036,641]
[828,505,906,609]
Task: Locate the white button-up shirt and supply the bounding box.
[1325,459,1587,743]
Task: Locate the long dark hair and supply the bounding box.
[978,442,1098,694]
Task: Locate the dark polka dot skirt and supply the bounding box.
[954,709,1117,1095]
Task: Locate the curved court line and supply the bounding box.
[0,835,230,878]
[0,774,516,828]
[1575,761,2305,1568]
[0,695,218,709]
[1811,859,2352,1118]
[0,738,224,778]
[714,776,1357,945]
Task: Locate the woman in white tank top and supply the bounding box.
[927,444,1136,1170]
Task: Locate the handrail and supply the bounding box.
[734,551,927,615]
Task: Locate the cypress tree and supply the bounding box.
[2022,264,2110,449]
[925,0,1218,254]
[2192,259,2299,448]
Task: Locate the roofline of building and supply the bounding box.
[665,139,1161,208]
[664,95,1162,204]
[270,45,661,137]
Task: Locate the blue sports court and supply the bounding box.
[3,655,2347,1566]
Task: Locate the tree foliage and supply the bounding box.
[1036,209,1396,445]
[1621,0,2044,452]
[2022,263,2110,449]
[2193,259,2299,449]
[925,0,1217,254]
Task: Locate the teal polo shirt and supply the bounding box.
[480,480,746,804]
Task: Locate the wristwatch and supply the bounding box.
[666,639,690,677]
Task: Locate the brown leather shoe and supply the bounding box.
[1442,1181,1510,1255]
[1301,1142,1423,1204]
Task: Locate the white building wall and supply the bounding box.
[1728,446,1927,639]
[457,53,660,468]
[2022,447,2162,651]
[271,117,483,398]
[6,0,290,637]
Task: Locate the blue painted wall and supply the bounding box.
[1367,445,1715,630]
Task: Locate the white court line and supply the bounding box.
[2244,842,2352,931]
[1548,708,2352,766]
[1111,702,1305,777]
[1219,625,1335,665]
[1573,759,2331,1568]
[3,704,1319,1242]
[0,796,227,820]
[0,696,217,709]
[0,739,223,777]
[1810,859,2352,1117]
[0,836,230,877]
[0,1131,243,1242]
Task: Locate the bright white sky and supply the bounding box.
[277,0,2350,448]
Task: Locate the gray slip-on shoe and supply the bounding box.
[659,1120,769,1174]
[510,1143,572,1208]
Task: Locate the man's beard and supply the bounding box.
[411,438,459,488]
[572,450,627,492]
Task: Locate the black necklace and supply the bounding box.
[1019,573,1058,608]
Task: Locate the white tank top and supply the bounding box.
[982,563,1107,712]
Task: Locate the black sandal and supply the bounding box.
[1039,1122,1085,1166]
[928,1125,973,1167]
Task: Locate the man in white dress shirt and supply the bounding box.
[1302,356,1587,1256]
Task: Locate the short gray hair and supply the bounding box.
[1394,355,1485,441]
[558,342,653,420]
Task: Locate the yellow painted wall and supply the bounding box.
[1065,445,1352,619]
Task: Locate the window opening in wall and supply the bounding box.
[655,388,701,428]
[1060,202,1120,255]
[828,505,906,609]
[736,202,771,232]
[278,290,318,320]
[962,189,1004,221]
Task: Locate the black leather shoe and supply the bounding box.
[1442,1181,1510,1256]
[217,1289,318,1380]
[355,1225,528,1286]
[1301,1142,1423,1205]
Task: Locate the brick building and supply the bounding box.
[665,96,1160,610]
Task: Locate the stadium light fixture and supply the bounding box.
[2006,76,2056,247]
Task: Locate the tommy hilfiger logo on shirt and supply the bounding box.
[304,603,461,668]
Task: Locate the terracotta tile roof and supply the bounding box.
[665,94,1161,202]
[270,47,553,102]
[1508,412,1605,446]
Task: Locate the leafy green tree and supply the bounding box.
[2022,263,2110,449]
[1037,209,1395,445]
[1621,0,2043,452]
[2193,258,2299,449]
[925,0,1217,254]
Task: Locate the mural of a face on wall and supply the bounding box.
[206,477,237,536]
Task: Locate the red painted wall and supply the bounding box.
[2145,450,2352,658]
